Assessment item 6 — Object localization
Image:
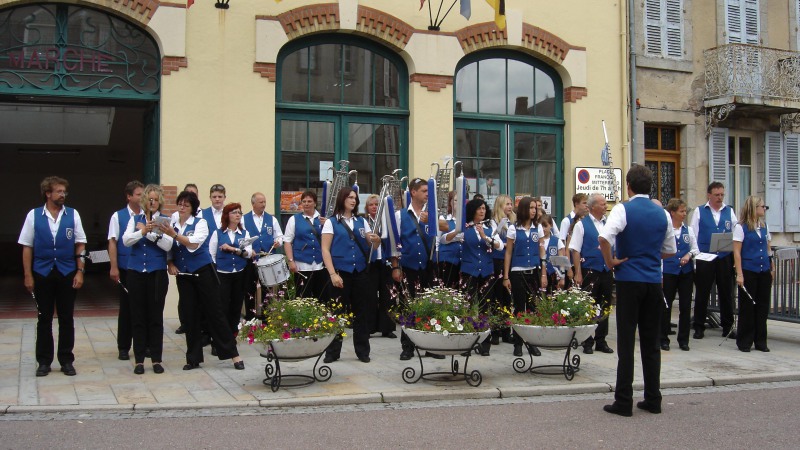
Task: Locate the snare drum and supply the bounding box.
[256,254,290,287]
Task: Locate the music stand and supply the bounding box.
[709,232,733,253]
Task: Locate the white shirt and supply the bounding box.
[559,212,576,241]
[18,205,87,247]
[568,213,606,253]
[107,205,141,241]
[689,201,738,239]
[248,211,285,246]
[321,214,373,234]
[122,212,174,251]
[209,207,223,229]
[283,211,324,272]
[208,227,253,271]
[600,194,676,254]
[439,214,464,244]
[171,215,208,253]
[732,223,771,242]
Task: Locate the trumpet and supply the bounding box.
[321,160,358,218]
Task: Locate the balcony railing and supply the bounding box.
[704,44,800,106]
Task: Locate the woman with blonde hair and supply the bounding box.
[732,196,774,352]
[491,194,516,345]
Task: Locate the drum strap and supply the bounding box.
[306,217,321,243]
[337,216,370,273]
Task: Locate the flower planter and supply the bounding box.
[260,334,336,392]
[400,327,491,387]
[510,324,598,381]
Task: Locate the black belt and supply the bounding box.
[513,268,539,275]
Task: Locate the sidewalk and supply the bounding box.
[1,313,799,413]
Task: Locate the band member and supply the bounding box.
[559,194,589,242]
[172,183,200,335]
[122,184,173,374]
[321,188,381,363]
[284,190,330,303]
[243,192,283,319]
[491,195,515,345]
[163,191,244,371]
[392,178,441,360]
[461,198,504,356]
[19,176,86,377]
[209,203,254,336]
[202,184,227,233]
[690,181,737,339]
[732,196,774,353]
[540,214,565,296]
[364,194,396,338]
[661,198,699,352]
[503,197,545,357]
[107,180,143,361]
[599,164,675,417]
[569,193,614,355]
[562,206,586,289]
[438,191,463,289]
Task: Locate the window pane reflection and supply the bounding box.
[508,60,533,116]
[534,69,556,117]
[455,62,477,112]
[478,59,506,114]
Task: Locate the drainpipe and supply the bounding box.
[628,0,638,166]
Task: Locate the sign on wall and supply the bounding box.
[575,167,622,202]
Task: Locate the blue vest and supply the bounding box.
[114,207,132,270]
[172,218,213,273]
[32,207,77,276]
[292,214,323,265]
[510,227,541,269]
[545,234,560,275]
[697,205,733,257]
[579,216,608,272]
[126,214,168,273]
[438,218,462,265]
[202,207,218,233]
[400,209,434,270]
[214,228,248,272]
[615,197,668,283]
[741,224,770,273]
[460,226,494,277]
[662,225,693,275]
[330,217,369,273]
[243,211,275,254]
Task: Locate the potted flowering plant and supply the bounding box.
[510,288,611,347]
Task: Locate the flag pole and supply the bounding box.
[601,120,620,203]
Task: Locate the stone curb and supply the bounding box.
[259,393,383,408]
[499,382,611,398]
[5,404,134,414]
[380,388,500,403]
[133,401,261,411]
[710,371,800,386]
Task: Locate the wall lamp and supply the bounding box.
[215,0,230,9]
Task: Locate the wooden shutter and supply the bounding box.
[765,132,784,232]
[785,133,800,232]
[665,0,683,58]
[645,0,663,55]
[726,0,742,43]
[743,0,760,45]
[708,128,729,189]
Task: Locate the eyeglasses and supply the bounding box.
[177,203,190,209]
[758,205,769,210]
[230,210,242,215]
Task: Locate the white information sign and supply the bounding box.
[540,196,552,214]
[575,167,622,202]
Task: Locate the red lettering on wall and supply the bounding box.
[26,51,43,70]
[94,53,113,73]
[62,48,78,71]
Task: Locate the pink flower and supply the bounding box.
[282,331,291,340]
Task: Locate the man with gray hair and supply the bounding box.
[569,193,614,355]
[242,192,284,320]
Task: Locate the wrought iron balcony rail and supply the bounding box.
[704,44,800,105]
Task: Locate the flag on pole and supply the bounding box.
[485,0,505,29]
[420,0,426,10]
[601,143,610,166]
[187,0,194,8]
[460,0,472,19]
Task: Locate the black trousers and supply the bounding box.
[326,269,374,359]
[662,271,693,346]
[694,255,735,331]
[736,270,771,350]
[219,270,246,335]
[509,269,540,345]
[438,261,461,289]
[493,259,512,338]
[370,261,395,334]
[176,264,239,364]
[33,270,76,366]
[614,281,663,409]
[581,268,613,347]
[399,266,434,352]
[295,268,331,305]
[243,261,261,321]
[116,269,132,352]
[128,270,168,364]
[545,271,560,297]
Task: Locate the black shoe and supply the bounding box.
[134,364,144,375]
[358,355,371,363]
[583,345,594,354]
[660,343,670,351]
[118,350,130,361]
[425,351,446,359]
[513,345,523,357]
[668,330,677,335]
[755,345,771,352]
[175,326,185,334]
[693,330,704,339]
[603,403,632,417]
[382,332,398,339]
[211,347,218,357]
[679,344,690,351]
[739,347,751,353]
[491,335,500,345]
[60,363,76,376]
[153,363,164,374]
[501,335,513,343]
[596,344,614,354]
[233,360,245,370]
[183,363,200,370]
[35,364,50,377]
[323,355,338,364]
[400,351,414,361]
[528,344,542,357]
[636,401,662,414]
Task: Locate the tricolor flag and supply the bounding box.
[187,0,194,8]
[485,0,505,29]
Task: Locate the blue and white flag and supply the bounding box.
[601,143,610,167]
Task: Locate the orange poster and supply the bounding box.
[280,191,303,213]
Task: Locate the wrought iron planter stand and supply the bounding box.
[402,341,484,387]
[259,338,334,392]
[513,330,582,381]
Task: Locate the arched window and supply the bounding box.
[454,52,564,213]
[275,36,408,217]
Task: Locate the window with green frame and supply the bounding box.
[454,52,564,213]
[276,36,408,216]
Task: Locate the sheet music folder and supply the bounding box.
[709,232,733,253]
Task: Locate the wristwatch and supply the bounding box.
[78,268,85,274]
